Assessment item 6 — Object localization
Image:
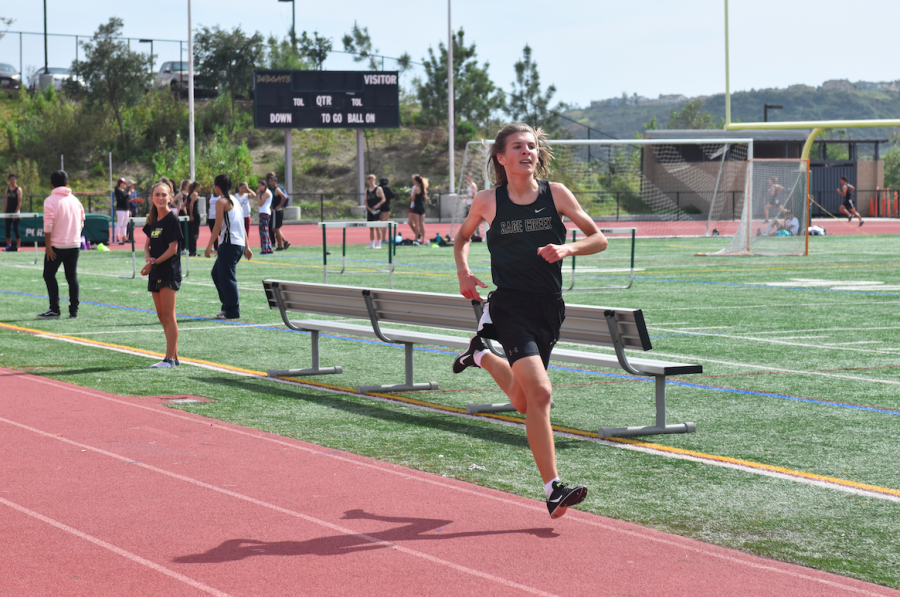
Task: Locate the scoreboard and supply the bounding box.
[253,70,400,129]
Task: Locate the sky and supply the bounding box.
[2,0,898,108]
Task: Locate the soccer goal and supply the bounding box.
[456,138,754,241]
[705,159,810,256]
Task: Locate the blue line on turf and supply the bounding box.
[2,288,897,416]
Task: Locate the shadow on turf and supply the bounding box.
[191,375,593,454]
[173,509,558,563]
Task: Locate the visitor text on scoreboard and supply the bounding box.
[253,70,400,129]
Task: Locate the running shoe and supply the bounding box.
[150,357,176,368]
[848,215,853,222]
[37,309,60,319]
[546,481,588,519]
[283,241,291,250]
[452,335,485,373]
[69,312,78,319]
[859,221,864,227]
[4,245,17,252]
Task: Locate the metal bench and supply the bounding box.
[263,279,701,438]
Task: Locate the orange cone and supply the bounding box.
[868,198,876,216]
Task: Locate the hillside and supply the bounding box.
[566,85,900,140]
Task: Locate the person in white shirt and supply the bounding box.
[235,181,255,239]
[256,179,273,254]
[206,174,252,319]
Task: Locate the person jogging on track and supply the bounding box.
[452,122,608,519]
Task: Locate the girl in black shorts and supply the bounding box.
[365,174,386,249]
[453,122,608,519]
[408,174,427,243]
[142,181,183,368]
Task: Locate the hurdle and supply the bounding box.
[566,227,636,290]
[121,216,191,279]
[0,213,42,265]
[319,220,397,287]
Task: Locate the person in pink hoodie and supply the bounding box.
[38,170,85,319]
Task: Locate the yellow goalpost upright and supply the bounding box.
[715,0,900,256]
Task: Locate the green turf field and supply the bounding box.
[2,233,899,588]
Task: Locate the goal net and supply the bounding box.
[708,159,810,256]
[455,138,753,240]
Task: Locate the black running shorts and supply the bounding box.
[148,277,181,292]
[477,288,565,368]
[273,210,284,228]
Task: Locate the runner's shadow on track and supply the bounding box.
[192,376,598,453]
[173,509,559,563]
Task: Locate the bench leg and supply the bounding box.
[598,375,696,438]
[268,331,343,378]
[357,342,438,393]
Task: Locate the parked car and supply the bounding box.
[0,63,21,92]
[154,61,215,97]
[27,67,80,92]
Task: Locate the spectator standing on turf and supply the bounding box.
[174,179,189,216]
[186,181,201,256]
[408,174,427,243]
[378,176,394,231]
[462,172,482,239]
[4,173,23,252]
[365,174,386,249]
[453,123,608,519]
[205,174,252,320]
[838,176,864,226]
[235,181,255,239]
[38,170,85,320]
[141,181,183,368]
[266,172,290,251]
[257,179,273,254]
[207,191,219,252]
[127,180,140,217]
[763,177,786,223]
[114,178,130,245]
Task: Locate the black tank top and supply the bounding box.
[487,180,566,294]
[6,187,18,213]
[366,187,380,208]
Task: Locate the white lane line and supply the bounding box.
[0,496,232,597]
[650,301,900,311]
[0,415,558,597]
[6,376,899,597]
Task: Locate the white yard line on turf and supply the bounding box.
[650,327,897,356]
[743,326,900,335]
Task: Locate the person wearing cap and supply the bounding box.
[114,177,130,245]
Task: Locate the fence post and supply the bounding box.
[616,192,619,221]
[676,192,680,221]
[320,193,324,223]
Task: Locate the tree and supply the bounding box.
[666,99,723,130]
[342,22,380,70]
[266,33,309,71]
[0,16,13,42]
[416,28,503,129]
[193,25,265,128]
[884,134,900,189]
[298,31,332,71]
[70,18,151,148]
[506,45,558,132]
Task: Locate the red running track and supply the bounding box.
[1,368,898,597]
[101,217,900,253]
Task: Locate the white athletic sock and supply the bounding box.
[473,349,486,367]
[545,477,561,499]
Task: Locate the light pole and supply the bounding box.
[278,0,297,56]
[43,0,49,74]
[139,39,154,77]
[764,104,783,123]
[447,0,455,194]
